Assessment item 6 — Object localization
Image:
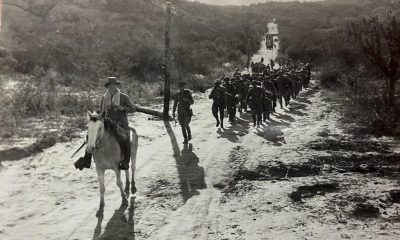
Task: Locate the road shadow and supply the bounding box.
[255,125,286,146]
[164,120,181,157]
[275,111,296,122]
[267,117,291,127]
[290,100,308,109]
[92,201,134,240]
[217,113,252,143]
[177,144,207,202]
[164,121,206,202]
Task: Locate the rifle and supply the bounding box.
[71,140,87,158]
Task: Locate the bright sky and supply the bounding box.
[187,0,322,5]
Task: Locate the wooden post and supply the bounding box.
[246,38,251,71]
[0,0,3,33]
[163,2,172,119]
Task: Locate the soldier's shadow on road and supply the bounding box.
[177,144,207,202]
[255,125,286,146]
[164,121,206,202]
[216,113,252,143]
[274,111,296,122]
[92,202,134,240]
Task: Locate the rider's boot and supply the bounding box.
[187,126,192,141]
[119,140,131,170]
[74,152,92,170]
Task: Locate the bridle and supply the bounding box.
[89,116,105,150]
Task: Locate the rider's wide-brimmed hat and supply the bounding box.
[104,77,121,87]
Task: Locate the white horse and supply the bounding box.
[86,110,138,217]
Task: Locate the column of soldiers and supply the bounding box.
[210,63,311,128]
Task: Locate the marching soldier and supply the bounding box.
[246,81,265,127]
[173,81,194,144]
[209,79,226,128]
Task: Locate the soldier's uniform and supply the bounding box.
[246,81,265,127]
[173,83,194,144]
[225,79,238,123]
[209,81,226,128]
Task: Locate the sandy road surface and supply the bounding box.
[2,41,400,240]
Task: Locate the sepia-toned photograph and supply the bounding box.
[0,0,400,239]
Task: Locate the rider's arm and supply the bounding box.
[120,94,136,113]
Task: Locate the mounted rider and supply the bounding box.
[74,77,136,171]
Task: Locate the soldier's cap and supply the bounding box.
[235,68,239,71]
[214,80,221,86]
[104,77,121,87]
[178,81,187,87]
[251,80,258,85]
[224,77,230,81]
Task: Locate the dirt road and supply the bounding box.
[1,46,400,239]
[2,80,400,239]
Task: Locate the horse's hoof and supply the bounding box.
[96,210,104,218]
[131,186,137,194]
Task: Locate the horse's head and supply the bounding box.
[86,110,104,153]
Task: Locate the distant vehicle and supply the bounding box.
[266,20,280,50]
[266,35,273,50]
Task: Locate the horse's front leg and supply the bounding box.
[96,168,105,218]
[130,128,138,194]
[115,170,128,206]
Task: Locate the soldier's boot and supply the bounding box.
[74,152,92,170]
[220,117,224,128]
[215,115,220,127]
[119,140,131,170]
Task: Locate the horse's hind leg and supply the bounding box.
[115,170,128,206]
[96,168,105,218]
[130,128,138,194]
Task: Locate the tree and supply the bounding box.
[347,15,400,107]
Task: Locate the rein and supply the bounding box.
[94,121,105,150]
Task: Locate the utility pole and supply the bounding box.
[246,38,251,71]
[0,0,3,33]
[163,2,172,119]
